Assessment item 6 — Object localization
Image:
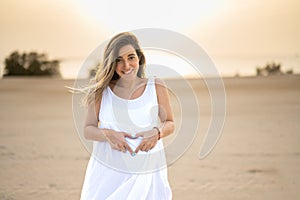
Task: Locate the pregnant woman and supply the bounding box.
[80,32,175,200]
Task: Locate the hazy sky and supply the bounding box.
[1,0,299,70]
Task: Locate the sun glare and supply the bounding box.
[144,49,201,79]
[77,0,228,32]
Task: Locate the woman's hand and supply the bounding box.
[103,130,134,154]
[134,129,159,154]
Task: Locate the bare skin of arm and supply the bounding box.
[83,97,134,154]
[134,78,175,153]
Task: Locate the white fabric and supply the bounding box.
[80,77,172,200]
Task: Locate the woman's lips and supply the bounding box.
[124,68,133,74]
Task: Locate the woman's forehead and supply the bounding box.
[118,44,137,57]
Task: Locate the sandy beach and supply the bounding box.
[0,75,299,200]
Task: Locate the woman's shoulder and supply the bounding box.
[153,77,169,100]
[153,77,167,89]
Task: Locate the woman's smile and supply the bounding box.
[123,68,134,75]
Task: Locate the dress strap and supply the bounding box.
[148,76,156,85]
[147,76,156,92]
[145,76,158,104]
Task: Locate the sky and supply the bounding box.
[0,0,299,77]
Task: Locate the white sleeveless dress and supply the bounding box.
[80,77,172,200]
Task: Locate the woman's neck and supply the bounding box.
[114,77,140,89]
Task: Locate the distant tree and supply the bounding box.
[4,51,61,77]
[256,62,293,76]
[89,68,97,78]
[89,62,101,78]
[286,69,293,74]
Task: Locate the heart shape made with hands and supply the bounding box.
[124,130,159,156]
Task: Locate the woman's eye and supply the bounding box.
[129,56,135,60]
[116,58,122,63]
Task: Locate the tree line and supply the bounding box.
[4,51,61,77]
[256,62,293,76]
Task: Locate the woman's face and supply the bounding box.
[115,44,139,79]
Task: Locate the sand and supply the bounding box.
[0,75,299,200]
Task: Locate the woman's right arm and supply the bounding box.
[83,100,109,142]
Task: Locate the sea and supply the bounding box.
[1,54,299,79]
[58,54,300,79]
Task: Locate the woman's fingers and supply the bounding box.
[115,144,124,152]
[134,142,144,154]
[107,132,134,153]
[124,143,133,154]
[136,130,158,140]
[134,133,143,138]
[114,142,134,154]
[123,132,137,139]
[110,131,158,154]
[111,144,118,150]
[134,140,157,153]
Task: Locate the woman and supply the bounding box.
[80,32,175,199]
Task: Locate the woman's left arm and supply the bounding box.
[155,78,175,138]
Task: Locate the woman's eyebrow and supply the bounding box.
[117,52,136,58]
[127,53,136,57]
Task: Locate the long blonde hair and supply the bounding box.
[82,32,146,105]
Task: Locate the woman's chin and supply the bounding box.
[120,73,138,80]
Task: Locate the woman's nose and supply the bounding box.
[123,59,130,68]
